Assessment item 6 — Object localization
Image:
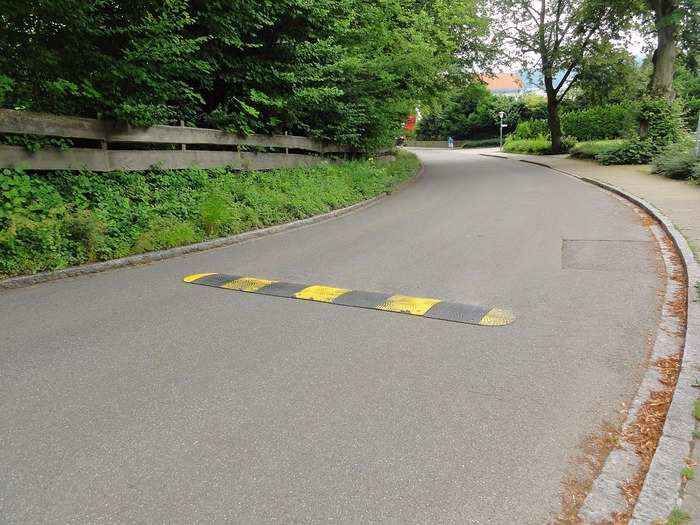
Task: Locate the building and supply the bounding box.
[482,73,524,97]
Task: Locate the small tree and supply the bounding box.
[489,0,633,152]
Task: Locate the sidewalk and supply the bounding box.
[478,148,700,521]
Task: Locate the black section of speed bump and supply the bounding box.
[423,301,491,324]
[331,290,392,309]
[256,281,308,298]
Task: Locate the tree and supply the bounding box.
[645,0,699,97]
[489,0,633,152]
[0,0,492,150]
[572,44,649,107]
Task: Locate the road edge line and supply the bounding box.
[0,164,425,291]
[481,153,700,522]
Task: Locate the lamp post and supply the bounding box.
[499,111,505,151]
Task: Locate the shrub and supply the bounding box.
[652,141,700,180]
[511,119,549,140]
[570,140,627,159]
[461,137,501,148]
[64,209,105,261]
[596,98,687,165]
[684,98,700,128]
[133,219,199,253]
[199,191,236,236]
[692,162,700,184]
[503,135,576,155]
[0,151,421,278]
[561,104,634,141]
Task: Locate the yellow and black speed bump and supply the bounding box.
[183,273,514,327]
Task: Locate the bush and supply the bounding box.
[570,140,627,159]
[461,137,501,148]
[652,141,700,180]
[133,220,200,253]
[511,119,550,140]
[0,151,421,278]
[595,98,687,165]
[561,104,634,141]
[503,135,576,155]
[686,98,700,129]
[692,162,700,184]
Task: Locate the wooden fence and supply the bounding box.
[0,109,355,172]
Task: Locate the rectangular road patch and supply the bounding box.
[183,273,513,327]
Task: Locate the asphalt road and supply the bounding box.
[0,149,663,523]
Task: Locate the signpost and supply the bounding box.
[499,111,506,151]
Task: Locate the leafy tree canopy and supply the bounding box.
[0,0,490,150]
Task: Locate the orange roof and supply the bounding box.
[482,73,523,91]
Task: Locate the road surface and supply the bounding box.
[0,149,663,523]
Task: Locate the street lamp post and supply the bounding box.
[499,111,505,152]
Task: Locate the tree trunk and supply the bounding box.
[648,0,679,99]
[544,76,562,153]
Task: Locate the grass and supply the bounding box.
[569,139,627,159]
[502,135,577,155]
[667,507,691,524]
[694,399,700,421]
[682,466,695,480]
[0,151,420,278]
[502,136,553,155]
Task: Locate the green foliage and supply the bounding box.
[199,192,237,236]
[133,220,199,254]
[502,136,576,155]
[561,105,634,141]
[0,0,489,150]
[667,507,691,525]
[570,140,628,159]
[686,98,700,128]
[1,134,73,152]
[418,87,522,141]
[511,119,550,140]
[652,140,700,179]
[461,137,502,148]
[572,44,649,107]
[0,152,420,278]
[596,98,687,165]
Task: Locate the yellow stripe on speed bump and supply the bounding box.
[294,285,351,303]
[182,273,514,327]
[479,308,515,327]
[183,273,216,283]
[221,276,276,292]
[376,294,441,315]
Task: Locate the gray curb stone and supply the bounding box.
[0,165,424,290]
[482,154,700,524]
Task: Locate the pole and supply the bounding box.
[695,111,700,157]
[499,113,504,151]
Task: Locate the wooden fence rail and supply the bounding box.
[0,109,354,172]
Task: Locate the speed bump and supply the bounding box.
[183,273,514,327]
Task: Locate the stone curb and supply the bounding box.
[0,165,424,291]
[481,153,700,523]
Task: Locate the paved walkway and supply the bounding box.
[476,148,700,522]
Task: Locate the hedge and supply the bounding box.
[561,104,634,141]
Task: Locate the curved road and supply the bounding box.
[0,150,663,523]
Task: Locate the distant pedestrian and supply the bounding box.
[447,136,454,150]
